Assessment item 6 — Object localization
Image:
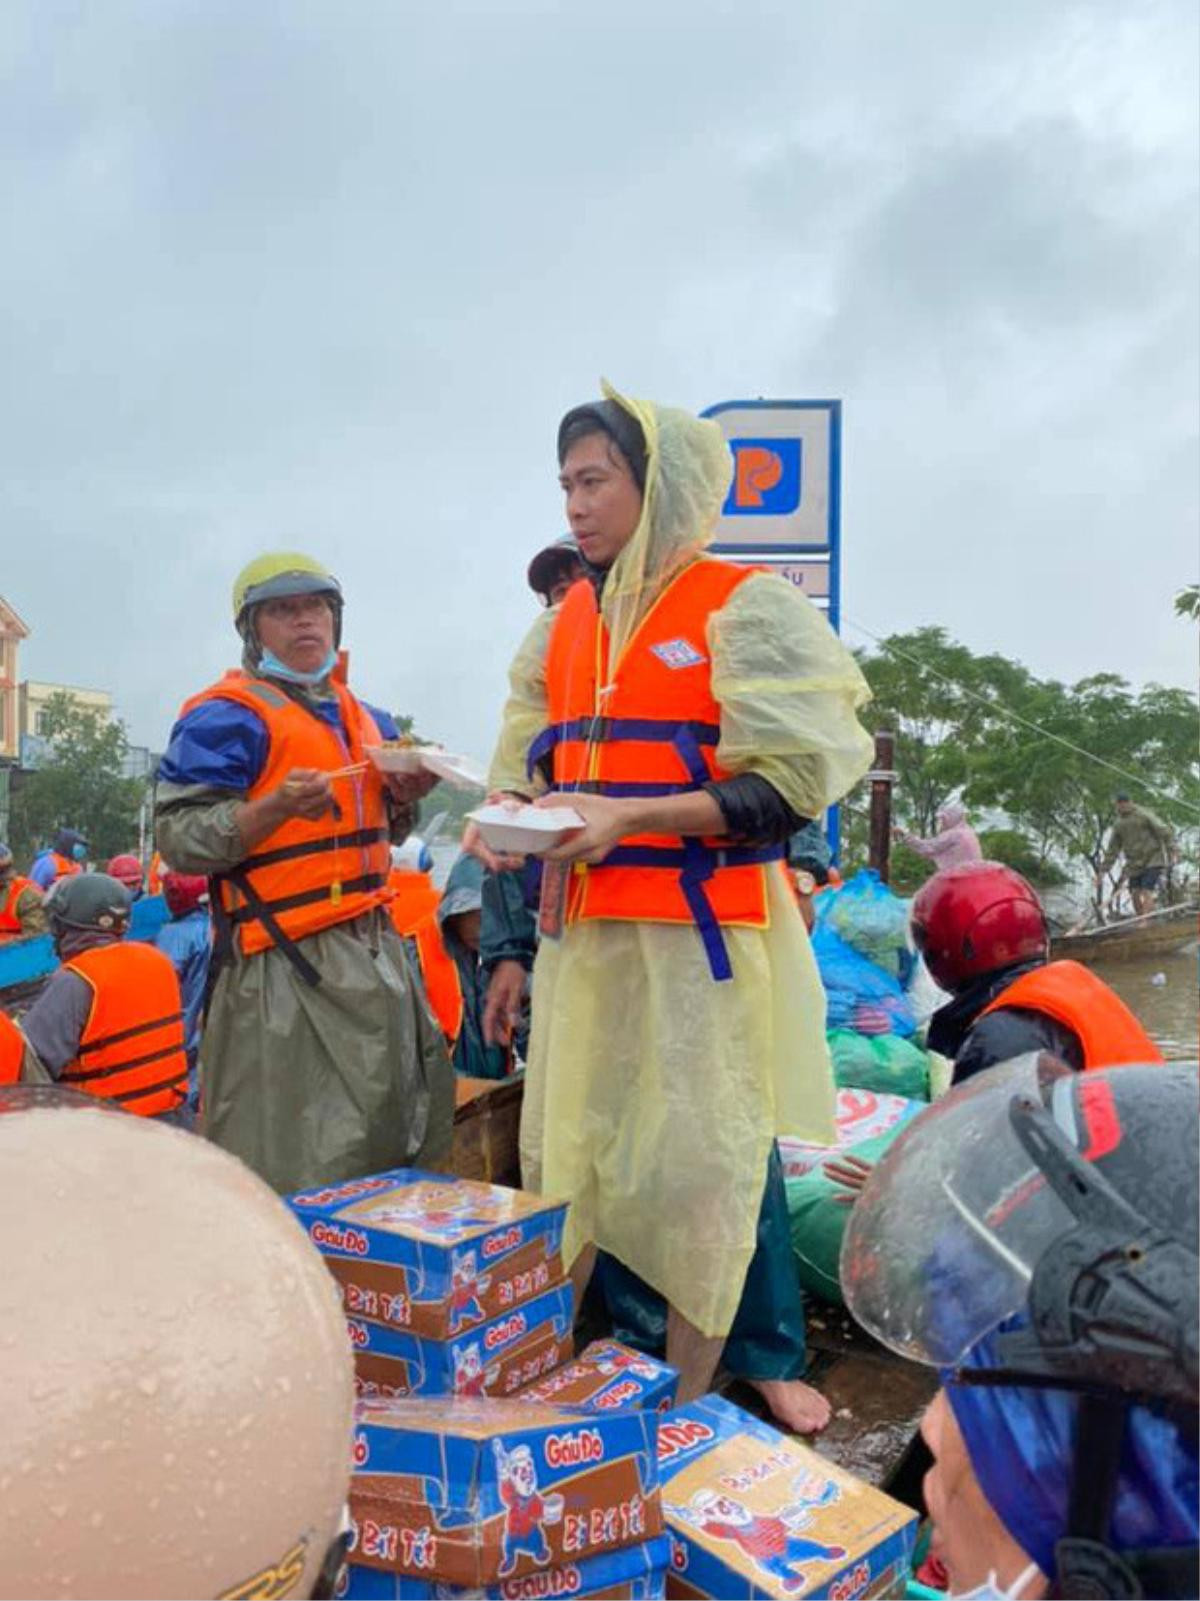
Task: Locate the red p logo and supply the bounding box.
[733,445,784,508]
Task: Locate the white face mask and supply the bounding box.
[952,1561,1040,1601]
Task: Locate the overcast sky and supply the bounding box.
[3,1,1197,763]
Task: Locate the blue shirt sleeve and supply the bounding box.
[362,703,399,740]
[157,698,271,791]
[29,855,56,891]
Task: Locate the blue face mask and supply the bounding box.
[258,647,338,687]
[71,842,87,861]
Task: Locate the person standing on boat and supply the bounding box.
[471,385,873,1422]
[1097,792,1175,916]
[155,552,454,1193]
[894,800,982,872]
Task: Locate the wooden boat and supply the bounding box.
[1051,902,1198,964]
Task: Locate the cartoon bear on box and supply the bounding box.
[679,1476,847,1594]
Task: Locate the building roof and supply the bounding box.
[0,596,30,639]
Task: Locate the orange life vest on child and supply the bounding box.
[179,672,391,968]
[0,875,38,937]
[531,558,786,981]
[0,1011,25,1084]
[59,943,188,1115]
[978,959,1164,1069]
[387,870,464,1043]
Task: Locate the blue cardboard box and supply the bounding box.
[349,1396,663,1588]
[339,1532,671,1597]
[657,1396,917,1599]
[516,1341,679,1416]
[348,1282,574,1401]
[286,1171,568,1340]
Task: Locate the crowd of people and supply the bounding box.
[0,384,1194,1600]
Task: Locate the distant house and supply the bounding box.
[0,595,31,760]
[19,679,114,739]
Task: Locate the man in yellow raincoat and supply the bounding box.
[156,553,454,1193]
[474,386,873,1420]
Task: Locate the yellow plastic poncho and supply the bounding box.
[490,384,874,1337]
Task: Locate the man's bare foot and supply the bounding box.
[746,1378,832,1434]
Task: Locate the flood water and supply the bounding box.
[1090,944,1199,1060]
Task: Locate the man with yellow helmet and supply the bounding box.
[154,553,454,1193]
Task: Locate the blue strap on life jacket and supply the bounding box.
[525,716,720,780]
[526,716,780,982]
[594,840,786,984]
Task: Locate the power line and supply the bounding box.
[841,615,1200,820]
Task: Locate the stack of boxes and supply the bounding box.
[290,1169,919,1600]
[286,1169,573,1400]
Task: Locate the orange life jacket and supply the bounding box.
[532,558,786,981]
[179,672,391,971]
[147,852,165,896]
[45,852,82,884]
[59,943,188,1115]
[0,1011,24,1084]
[386,870,464,1043]
[978,959,1164,1069]
[0,875,38,937]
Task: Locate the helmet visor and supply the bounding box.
[841,1053,1080,1368]
[240,570,341,613]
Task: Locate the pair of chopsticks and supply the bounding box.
[328,761,369,779]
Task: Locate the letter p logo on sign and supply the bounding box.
[724,438,802,516]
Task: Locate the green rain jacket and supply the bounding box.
[155,680,453,1195]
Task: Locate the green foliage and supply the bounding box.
[9,693,146,867]
[840,631,1199,901]
[1175,584,1200,621]
[976,828,1069,887]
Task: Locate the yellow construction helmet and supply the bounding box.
[231,552,343,633]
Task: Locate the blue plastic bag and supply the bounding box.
[810,923,916,1038]
[816,868,913,981]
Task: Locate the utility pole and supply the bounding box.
[867,730,896,883]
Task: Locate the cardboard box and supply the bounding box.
[516,1342,679,1416]
[657,1396,916,1600]
[776,1090,922,1182]
[349,1283,574,1401]
[339,1533,670,1597]
[286,1170,568,1340]
[349,1396,664,1588]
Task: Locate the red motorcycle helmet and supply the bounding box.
[162,871,209,918]
[105,853,144,894]
[910,861,1048,992]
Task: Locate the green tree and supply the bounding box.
[1175,584,1200,621]
[842,631,1199,909]
[9,693,146,868]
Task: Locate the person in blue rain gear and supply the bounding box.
[154,870,213,1116]
[30,828,89,891]
[438,853,510,1079]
